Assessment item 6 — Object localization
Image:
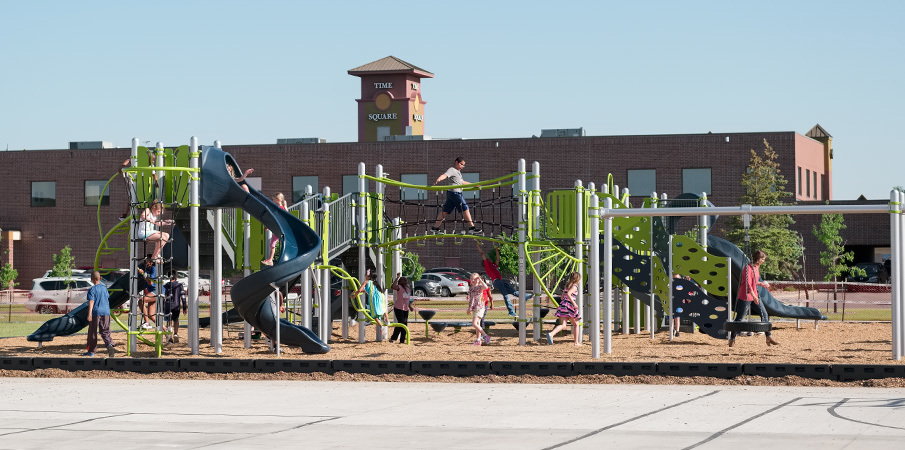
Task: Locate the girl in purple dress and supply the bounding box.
[546,272,582,346]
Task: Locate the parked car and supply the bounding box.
[425,267,491,285]
[26,277,93,314]
[847,262,889,283]
[175,271,212,294]
[41,269,91,279]
[412,277,442,297]
[420,272,468,297]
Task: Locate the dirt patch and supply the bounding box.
[2,321,903,386]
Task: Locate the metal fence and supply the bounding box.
[770,281,892,321]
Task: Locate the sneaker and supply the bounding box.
[508,311,517,317]
[472,340,482,346]
[545,333,553,345]
[468,226,482,234]
[430,226,441,234]
[107,345,116,357]
[484,335,491,345]
[141,322,153,330]
[82,352,94,357]
[261,259,273,266]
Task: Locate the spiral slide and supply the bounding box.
[27,274,142,342]
[200,147,329,354]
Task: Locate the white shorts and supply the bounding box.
[472,307,485,319]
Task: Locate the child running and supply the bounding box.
[546,271,582,346]
[466,272,491,346]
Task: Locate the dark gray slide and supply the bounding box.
[27,274,142,342]
[707,236,826,320]
[200,147,329,354]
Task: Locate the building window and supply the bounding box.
[820,174,824,199]
[682,168,711,195]
[627,169,656,196]
[292,176,319,203]
[813,171,819,200]
[400,174,428,201]
[797,167,802,196]
[463,173,480,200]
[343,175,370,196]
[245,177,262,192]
[31,181,56,207]
[806,169,811,198]
[84,180,110,206]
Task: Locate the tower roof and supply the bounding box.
[348,56,434,78]
[806,123,832,139]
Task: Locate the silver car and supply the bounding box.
[419,272,468,297]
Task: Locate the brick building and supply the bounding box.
[0,57,887,285]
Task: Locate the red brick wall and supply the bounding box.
[0,132,885,284]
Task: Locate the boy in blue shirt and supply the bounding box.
[84,271,116,357]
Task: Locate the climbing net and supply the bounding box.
[358,172,531,241]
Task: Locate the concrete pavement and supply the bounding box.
[0,378,903,449]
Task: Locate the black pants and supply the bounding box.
[391,308,409,343]
[87,315,113,353]
[728,300,771,339]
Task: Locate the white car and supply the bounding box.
[420,272,469,297]
[26,277,93,314]
[175,271,212,294]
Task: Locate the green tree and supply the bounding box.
[0,234,17,289]
[813,213,863,281]
[725,139,803,279]
[495,233,520,277]
[50,245,75,279]
[402,251,424,281]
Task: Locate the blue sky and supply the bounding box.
[1,1,902,199]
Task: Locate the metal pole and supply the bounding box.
[375,165,385,342]
[602,195,613,353]
[320,186,331,343]
[889,189,902,361]
[589,193,600,358]
[188,136,200,355]
[212,208,222,353]
[358,163,367,343]
[532,161,541,341]
[898,190,905,359]
[301,187,312,329]
[668,234,674,341]
[574,180,584,342]
[243,208,251,349]
[649,192,657,339]
[518,159,527,345]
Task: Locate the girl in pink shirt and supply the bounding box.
[467,273,491,346]
[728,250,780,347]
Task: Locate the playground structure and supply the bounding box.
[24,141,905,361]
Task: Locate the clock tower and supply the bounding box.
[348,56,433,143]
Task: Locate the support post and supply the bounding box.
[892,189,902,360]
[301,187,312,329]
[589,193,600,358]
[649,192,657,339]
[189,136,200,355]
[358,163,367,343]
[532,161,542,341]
[319,186,331,343]
[517,159,527,345]
[602,194,613,353]
[575,180,584,342]
[128,138,139,354]
[375,165,385,342]
[212,208,222,353]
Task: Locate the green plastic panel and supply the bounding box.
[671,236,730,296]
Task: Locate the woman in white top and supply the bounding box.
[138,200,172,262]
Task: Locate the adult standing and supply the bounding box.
[728,250,780,347]
[475,241,530,317]
[83,271,116,357]
[432,157,481,234]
